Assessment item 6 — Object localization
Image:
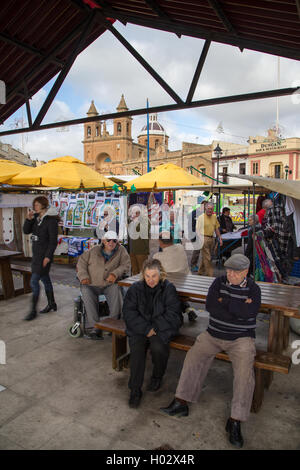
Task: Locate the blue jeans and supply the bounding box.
[30,272,53,298]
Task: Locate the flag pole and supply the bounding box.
[147,98,150,172]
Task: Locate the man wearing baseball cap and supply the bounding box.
[77,231,131,339]
[160,253,261,448]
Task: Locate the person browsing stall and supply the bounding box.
[196,202,223,276]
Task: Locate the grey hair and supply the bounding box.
[262,199,273,209]
[140,258,167,281]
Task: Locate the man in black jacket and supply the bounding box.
[23,196,59,321]
[161,254,261,448]
[123,258,183,408]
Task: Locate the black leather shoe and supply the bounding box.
[187,309,197,322]
[225,418,244,448]
[84,330,104,340]
[160,398,189,417]
[129,390,142,408]
[147,377,162,392]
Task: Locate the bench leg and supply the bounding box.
[112,334,128,371]
[251,368,265,413]
[23,273,32,294]
[265,310,281,389]
[283,316,290,351]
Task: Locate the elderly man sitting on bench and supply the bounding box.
[77,231,131,340]
[160,254,261,448]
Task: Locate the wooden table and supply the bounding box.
[0,249,22,299]
[119,273,300,356]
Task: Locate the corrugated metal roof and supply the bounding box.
[1,0,300,126]
[0,0,110,124]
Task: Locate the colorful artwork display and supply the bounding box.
[52,191,122,230]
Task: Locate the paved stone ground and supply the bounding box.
[0,244,300,450]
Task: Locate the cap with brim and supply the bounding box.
[224,254,250,271]
[103,230,118,240]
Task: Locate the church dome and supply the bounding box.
[138,114,166,136]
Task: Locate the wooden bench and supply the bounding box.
[10,264,32,295]
[94,317,291,413]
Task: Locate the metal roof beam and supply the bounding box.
[0,32,65,68]
[23,81,32,128]
[0,86,298,137]
[32,11,97,129]
[207,0,237,35]
[99,13,184,104]
[92,8,300,60]
[144,0,181,37]
[186,39,211,104]
[5,15,96,105]
[205,0,244,51]
[86,0,127,26]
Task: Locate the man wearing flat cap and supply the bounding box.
[161,254,261,448]
[77,231,131,339]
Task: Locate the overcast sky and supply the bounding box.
[2,21,300,162]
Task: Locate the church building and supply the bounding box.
[82,95,212,179]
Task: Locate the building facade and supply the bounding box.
[83,96,212,181]
[212,129,300,184]
[0,141,34,166]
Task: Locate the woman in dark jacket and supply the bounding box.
[123,258,183,408]
[23,196,59,321]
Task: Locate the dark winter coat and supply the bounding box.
[123,279,183,344]
[23,207,59,274]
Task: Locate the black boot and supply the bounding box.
[160,398,189,417]
[129,390,142,408]
[225,418,244,448]
[24,295,39,321]
[40,290,57,314]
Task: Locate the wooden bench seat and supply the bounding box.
[94,317,291,413]
[10,264,32,295]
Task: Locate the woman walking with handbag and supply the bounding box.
[23,196,59,321]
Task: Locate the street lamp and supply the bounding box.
[284,164,289,179]
[214,143,223,184]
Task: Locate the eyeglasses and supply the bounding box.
[106,239,117,243]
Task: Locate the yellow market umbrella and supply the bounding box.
[8,156,115,189]
[124,163,208,192]
[0,159,29,183]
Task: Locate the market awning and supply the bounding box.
[7,155,115,190]
[226,174,300,201]
[0,159,29,183]
[123,163,208,192]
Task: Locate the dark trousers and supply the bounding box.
[30,271,53,298]
[128,335,170,392]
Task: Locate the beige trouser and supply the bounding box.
[130,254,148,275]
[198,236,214,276]
[175,331,256,422]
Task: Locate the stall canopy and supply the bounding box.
[123,163,208,192]
[7,156,115,190]
[0,159,29,183]
[226,174,300,201]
